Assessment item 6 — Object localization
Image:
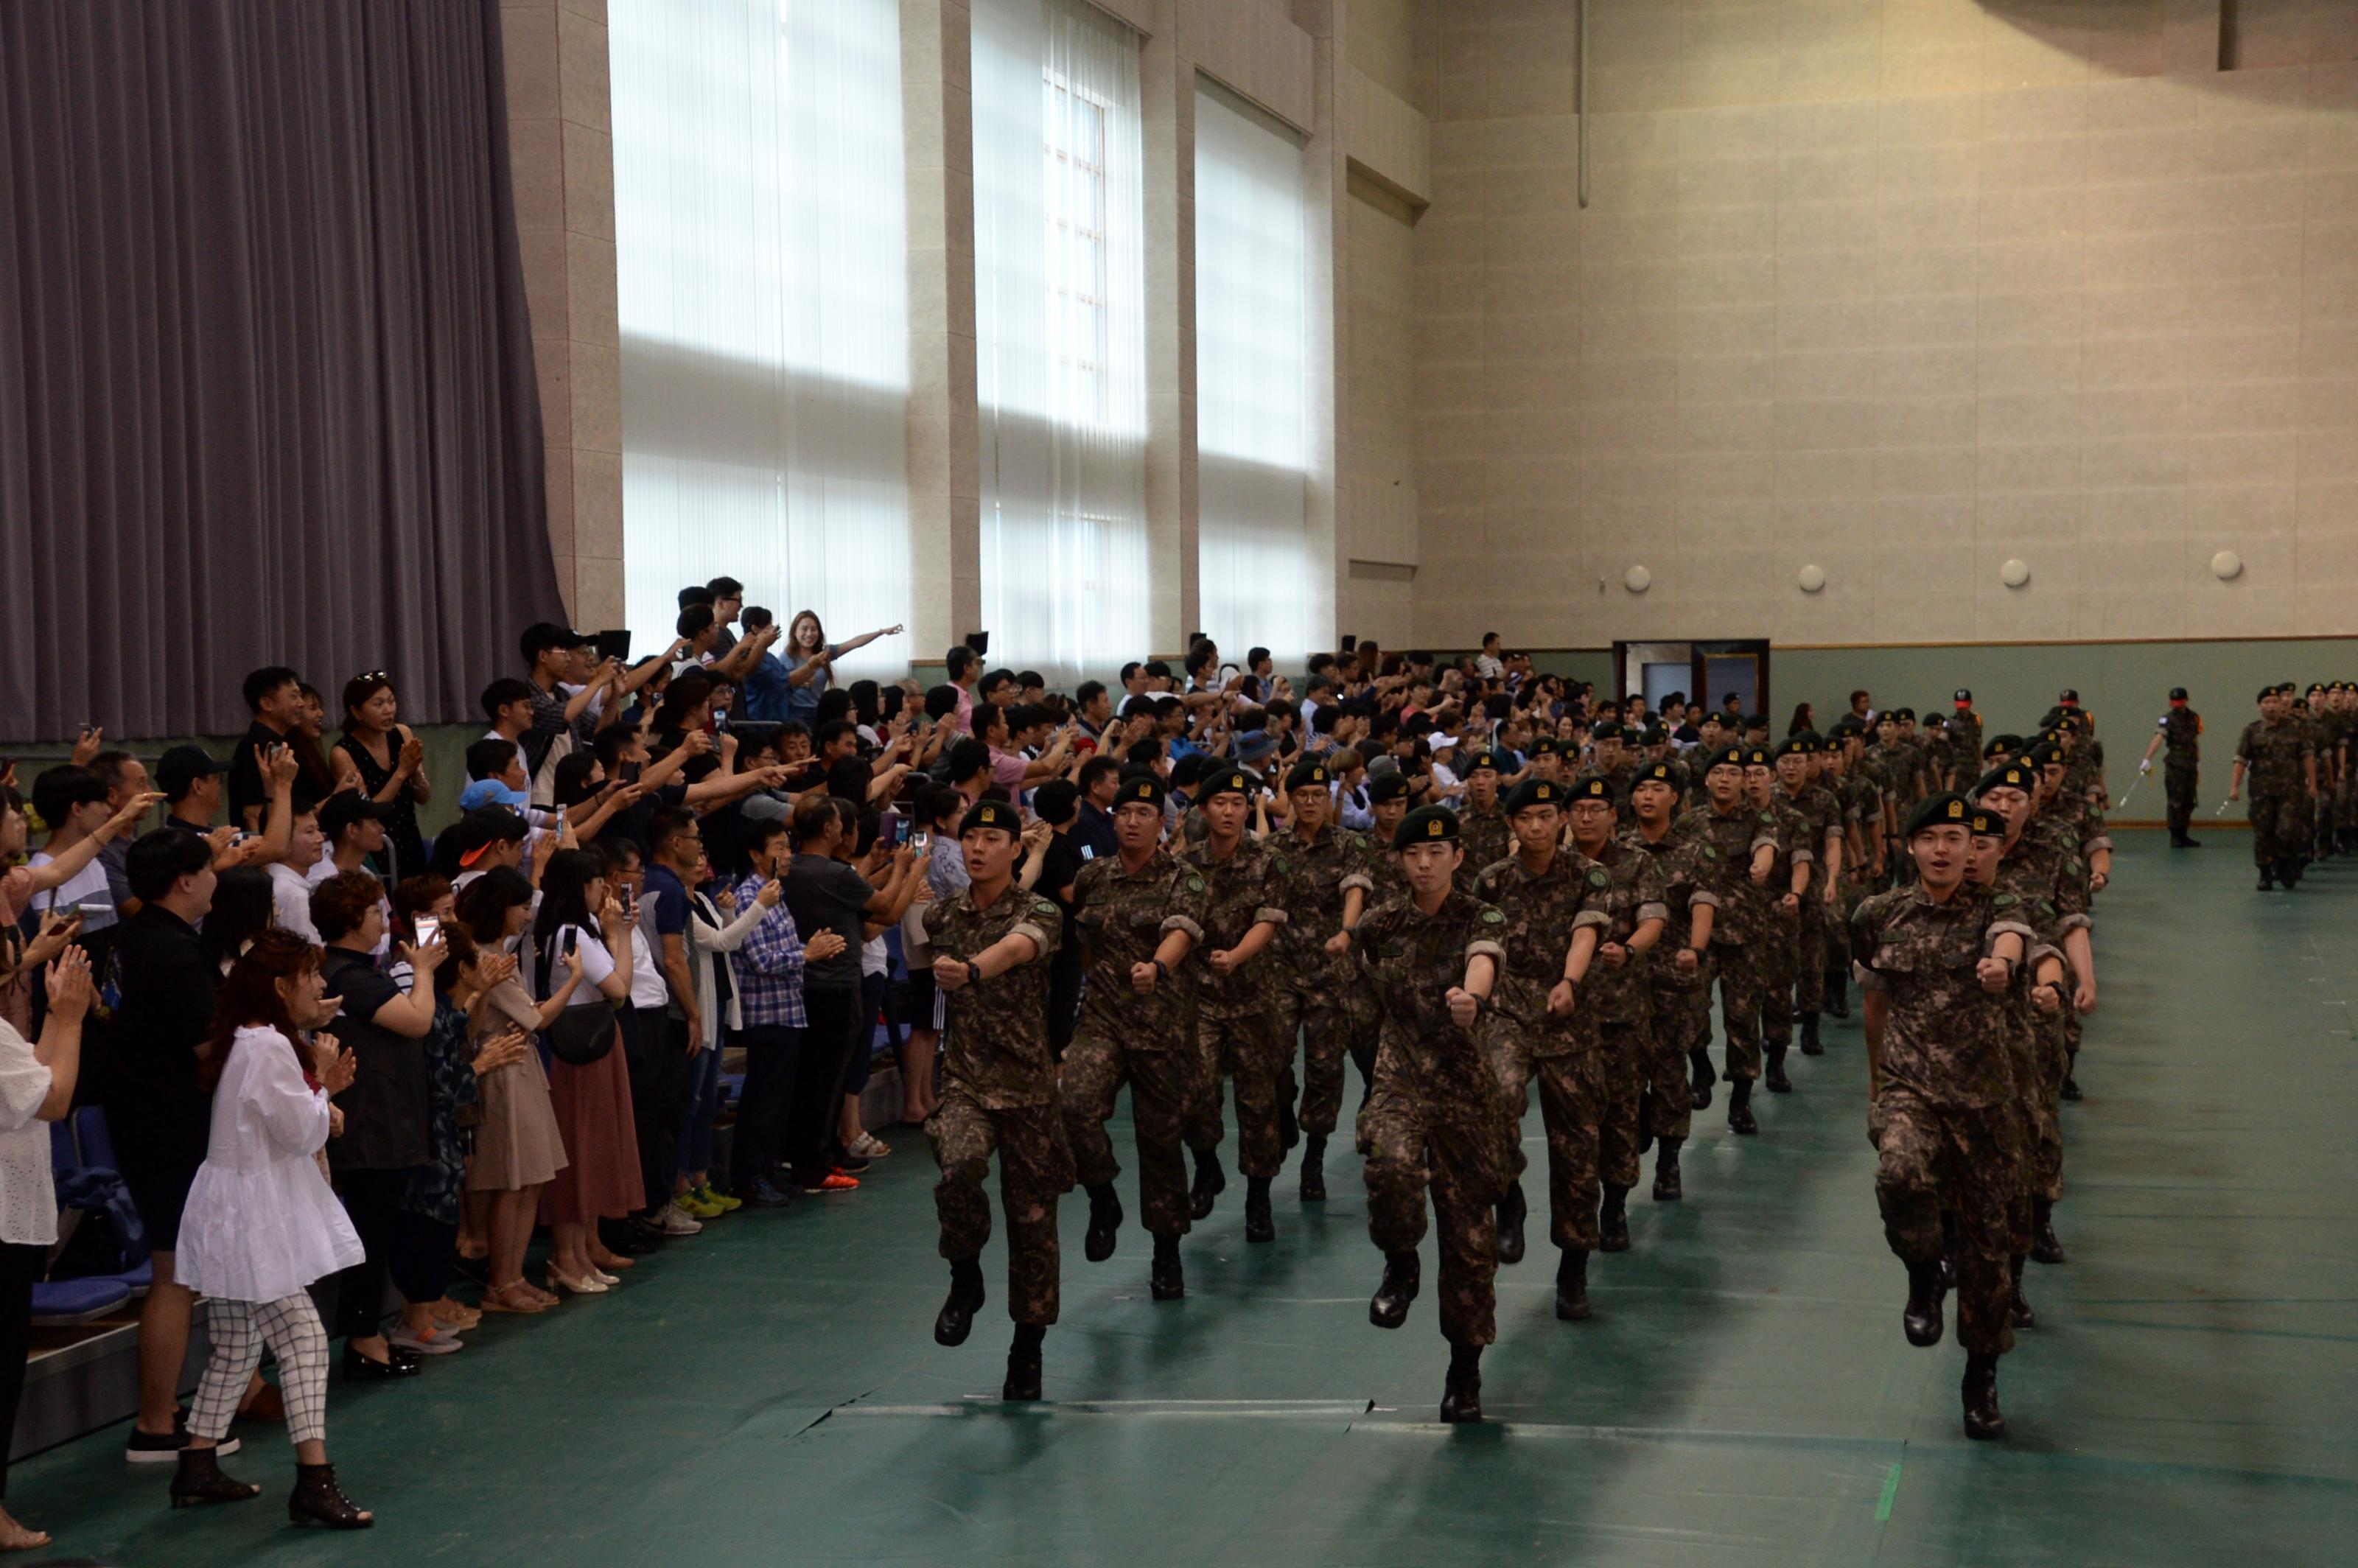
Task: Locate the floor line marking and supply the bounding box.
[1875,1460,1903,1522]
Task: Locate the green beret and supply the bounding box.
[1633,760,1679,786]
[1284,760,1331,793]
[1567,774,1615,804]
[1903,791,1973,837]
[1394,804,1460,851]
[1366,772,1411,805]
[1975,761,2037,797]
[1464,749,1502,775]
[1502,778,1562,813]
[1199,767,1253,801]
[1703,744,1745,774]
[1115,774,1167,810]
[959,799,1022,838]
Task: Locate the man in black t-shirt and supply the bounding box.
[225,665,307,830]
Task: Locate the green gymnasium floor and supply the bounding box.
[11,831,2354,1566]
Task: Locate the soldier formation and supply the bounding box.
[908,673,2314,1435]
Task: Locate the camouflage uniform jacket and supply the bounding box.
[1851,884,2037,1110]
[1472,851,1602,1050]
[1993,831,2090,946]
[1628,824,1718,956]
[923,884,1066,1110]
[1676,804,1777,946]
[1454,804,1514,897]
[1865,741,1923,815]
[1270,823,1376,964]
[2235,717,2314,793]
[1756,796,1819,900]
[1070,849,1209,1051]
[1356,889,1511,1107]
[2157,707,2200,763]
[1182,834,1291,1018]
[1780,782,1845,868]
[1950,710,1984,768]
[1570,835,1670,1023]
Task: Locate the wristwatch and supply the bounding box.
[965,960,983,987]
[1152,958,1170,981]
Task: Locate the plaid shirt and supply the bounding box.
[730,874,809,1028]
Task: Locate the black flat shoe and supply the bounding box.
[340,1349,421,1384]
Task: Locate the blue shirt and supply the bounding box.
[781,644,840,725]
[643,864,690,946]
[741,651,795,722]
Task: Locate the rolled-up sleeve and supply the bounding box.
[1690,888,1722,909]
[1159,914,1206,942]
[1254,906,1290,927]
[1635,900,1670,925]
[1465,939,1507,965]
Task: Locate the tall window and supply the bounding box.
[1194,87,1312,667]
[611,0,909,671]
[973,0,1148,686]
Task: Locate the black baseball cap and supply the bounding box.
[318,792,389,841]
[155,745,232,802]
[520,622,592,662]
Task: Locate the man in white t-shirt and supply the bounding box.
[266,802,327,944]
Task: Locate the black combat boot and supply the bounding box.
[1823,976,1849,1019]
[1939,1211,1959,1290]
[1962,1351,2007,1440]
[1300,1133,1328,1202]
[934,1255,986,1346]
[1494,1180,1528,1265]
[1083,1183,1123,1263]
[1689,1046,1716,1109]
[1189,1148,1226,1219]
[1150,1234,1186,1301]
[171,1446,261,1508]
[1652,1138,1684,1202]
[1598,1185,1631,1253]
[1798,1012,1824,1056]
[2030,1198,2067,1264]
[1903,1259,1947,1347]
[1439,1343,1483,1423]
[1003,1323,1045,1402]
[287,1462,372,1529]
[2060,1066,2082,1102]
[1726,1078,1757,1135]
[1424,1339,1480,1424]
[2009,1255,2036,1329]
[1278,1082,1300,1153]
[1765,1047,1794,1093]
[2180,832,2201,847]
[2258,867,2276,891]
[1370,1250,1420,1329]
[1244,1175,1276,1243]
[1555,1248,1592,1322]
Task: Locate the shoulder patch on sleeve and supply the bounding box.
[1587,867,1610,888]
[1701,844,1719,861]
[1273,855,1291,877]
[1480,906,1506,925]
[2065,858,2084,876]
[1759,810,1777,825]
[1991,892,2019,909]
[1185,875,1206,894]
[1032,898,1059,919]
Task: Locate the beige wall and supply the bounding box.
[1412,0,2358,651]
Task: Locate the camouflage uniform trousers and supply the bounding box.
[2164,760,2198,839]
[1180,1004,1289,1180]
[1593,1014,1654,1192]
[1707,939,1764,1082]
[1868,1088,2018,1357]
[1281,956,1379,1139]
[1358,1074,1516,1347]
[2030,1008,2066,1203]
[1490,1023,1605,1253]
[1759,906,1800,1051]
[1795,895,1827,1014]
[1642,966,1702,1141]
[1060,1030,1198,1239]
[2247,788,2304,869]
[929,1085,1075,1327]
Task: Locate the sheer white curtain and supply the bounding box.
[1194,88,1311,667]
[611,0,909,673]
[971,0,1148,686]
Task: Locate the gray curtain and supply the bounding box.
[0,0,565,743]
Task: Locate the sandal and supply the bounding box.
[847,1132,892,1158]
[477,1282,550,1315]
[429,1299,482,1331]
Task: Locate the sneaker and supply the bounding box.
[833,1155,872,1175]
[126,1426,239,1464]
[673,1189,724,1220]
[804,1172,861,1194]
[734,1179,794,1208]
[656,1205,703,1236]
[695,1182,743,1213]
[388,1325,463,1357]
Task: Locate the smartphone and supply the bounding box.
[413,914,441,949]
[911,828,931,855]
[595,629,632,662]
[621,883,639,920]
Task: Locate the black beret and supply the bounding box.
[1967,806,2006,837]
[1527,737,1558,758]
[1975,760,2037,797]
[1984,732,2023,759]
[1393,804,1460,851]
[1703,744,1745,774]
[959,799,1022,838]
[1827,716,1862,738]
[1902,791,1973,837]
[1115,774,1167,810]
[1366,772,1411,805]
[1640,724,1667,746]
[1632,760,1679,787]
[1892,707,1916,721]
[1740,746,1774,769]
[1284,760,1332,793]
[1590,721,1623,741]
[2257,686,2276,702]
[1741,713,1769,729]
[1567,774,1614,804]
[1199,766,1253,801]
[1464,749,1503,775]
[2058,688,2079,704]
[1773,735,1812,760]
[2024,742,2062,768]
[1502,778,1563,813]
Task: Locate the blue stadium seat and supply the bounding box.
[30,1277,130,1327]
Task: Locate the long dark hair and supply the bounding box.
[202,930,321,1091]
[532,849,605,948]
[456,867,534,945]
[202,867,277,971]
[1788,702,1814,736]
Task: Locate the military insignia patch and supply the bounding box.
[1480,907,1505,925]
[1186,876,1206,893]
[1587,869,1610,888]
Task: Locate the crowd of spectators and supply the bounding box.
[0,573,1585,1544]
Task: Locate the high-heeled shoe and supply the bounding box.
[589,1268,621,1286]
[547,1269,608,1295]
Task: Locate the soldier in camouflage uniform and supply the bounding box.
[2137,687,2203,848]
[1453,749,1514,895]
[924,799,1075,1403]
[1743,744,1816,1097]
[1560,777,1670,1260]
[1357,805,1514,1424]
[1821,718,1881,1016]
[1270,760,1376,1203]
[1677,746,1777,1132]
[1362,772,1414,906]
[1472,777,1603,1316]
[2231,685,2319,891]
[1178,766,1292,1239]
[1628,760,1715,1200]
[1065,774,1209,1301]
[1865,712,1923,887]
[2021,741,2106,1102]
[1774,735,1844,1055]
[1853,791,2036,1441]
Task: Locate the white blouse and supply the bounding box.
[0,1021,57,1247]
[175,1026,365,1304]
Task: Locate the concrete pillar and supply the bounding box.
[1141,0,1199,655]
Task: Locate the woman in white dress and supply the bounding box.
[168,930,374,1529]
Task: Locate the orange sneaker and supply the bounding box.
[805,1172,860,1193]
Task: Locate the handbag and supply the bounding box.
[535,928,618,1065]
